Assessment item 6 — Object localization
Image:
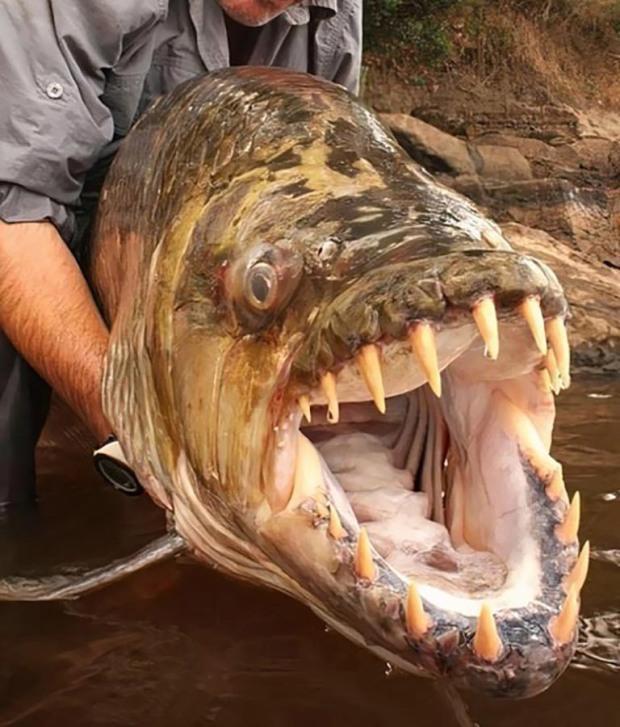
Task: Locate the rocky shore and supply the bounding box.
[378,101,619,373]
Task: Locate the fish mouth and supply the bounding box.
[261,253,587,698]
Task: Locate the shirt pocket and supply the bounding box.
[139,48,206,116]
[102,72,149,138]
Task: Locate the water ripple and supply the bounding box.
[591,548,620,566]
[574,613,620,672]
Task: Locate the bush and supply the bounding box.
[363,1,619,66]
[364,0,463,65]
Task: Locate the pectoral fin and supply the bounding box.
[0,532,186,601]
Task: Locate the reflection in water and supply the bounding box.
[592,548,620,565]
[0,379,618,726]
[576,613,620,673]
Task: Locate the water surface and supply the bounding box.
[1,378,618,726]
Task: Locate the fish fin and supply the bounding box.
[433,680,480,727]
[0,532,186,601]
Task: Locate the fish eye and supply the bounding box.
[245,262,278,310]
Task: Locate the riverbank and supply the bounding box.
[363,0,620,372]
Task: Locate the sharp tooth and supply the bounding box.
[538,368,553,395]
[294,433,324,500]
[320,372,339,423]
[545,349,562,394]
[328,505,347,539]
[355,527,376,581]
[547,466,569,504]
[357,344,386,414]
[565,540,590,593]
[549,586,579,645]
[405,580,431,638]
[472,298,499,360]
[520,296,548,355]
[495,390,552,476]
[298,395,312,423]
[546,317,571,388]
[556,491,581,545]
[473,602,503,662]
[409,322,442,397]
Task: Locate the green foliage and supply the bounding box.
[363,0,619,66]
[364,0,463,66]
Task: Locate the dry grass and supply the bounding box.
[446,0,620,105]
[363,1,620,113]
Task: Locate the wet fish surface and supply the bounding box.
[0,68,589,699]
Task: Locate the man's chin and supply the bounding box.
[218,0,298,27]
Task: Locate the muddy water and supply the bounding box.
[0,378,618,727]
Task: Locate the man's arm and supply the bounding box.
[0,220,110,441]
[0,2,165,443]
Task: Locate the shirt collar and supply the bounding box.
[284,0,339,25]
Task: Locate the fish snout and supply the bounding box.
[296,249,567,381]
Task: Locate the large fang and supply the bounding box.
[520,296,547,355]
[328,506,347,540]
[495,391,555,479]
[473,602,503,662]
[565,540,590,593]
[547,466,569,504]
[357,344,386,414]
[355,527,376,581]
[546,317,571,388]
[405,580,431,638]
[545,349,562,394]
[299,395,312,423]
[472,298,499,360]
[409,323,441,397]
[556,491,580,545]
[549,586,579,645]
[538,368,553,394]
[293,434,324,502]
[321,372,339,423]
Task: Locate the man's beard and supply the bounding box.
[218,0,300,27]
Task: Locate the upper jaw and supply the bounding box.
[290,249,566,382]
[252,251,586,697]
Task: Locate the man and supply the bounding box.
[0,0,362,507]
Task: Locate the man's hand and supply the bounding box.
[0,220,111,441]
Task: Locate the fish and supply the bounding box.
[0,67,586,699]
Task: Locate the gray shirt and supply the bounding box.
[0,0,362,248]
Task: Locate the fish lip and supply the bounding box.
[449,638,577,698]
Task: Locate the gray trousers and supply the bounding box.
[0,330,51,508]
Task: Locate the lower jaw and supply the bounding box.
[315,602,576,699]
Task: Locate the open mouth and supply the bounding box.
[264,291,588,696]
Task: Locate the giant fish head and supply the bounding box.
[91,68,585,698]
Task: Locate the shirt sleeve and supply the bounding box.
[0,0,164,242]
[316,0,362,96]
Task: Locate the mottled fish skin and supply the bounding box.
[90,68,571,698]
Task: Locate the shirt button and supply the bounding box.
[46,81,64,99]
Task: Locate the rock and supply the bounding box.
[465,179,618,268]
[501,223,620,373]
[383,107,620,371]
[380,113,476,176]
[610,189,620,255]
[382,113,533,183]
[470,144,532,182]
[469,132,583,181]
[570,137,620,179]
[411,100,582,145]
